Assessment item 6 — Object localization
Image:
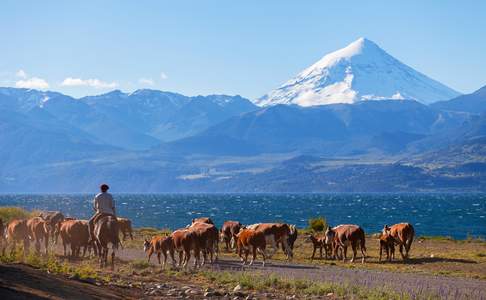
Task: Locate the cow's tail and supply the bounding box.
[405,224,415,257]
[360,229,367,255]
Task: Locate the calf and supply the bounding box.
[171,229,199,268]
[5,219,30,256]
[325,224,367,263]
[248,223,293,260]
[379,231,395,262]
[26,217,50,255]
[236,229,266,267]
[189,222,219,265]
[143,235,176,268]
[220,221,242,251]
[383,223,414,260]
[307,234,329,260]
[117,217,134,241]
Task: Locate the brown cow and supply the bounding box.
[38,211,64,243]
[192,217,214,225]
[379,231,395,262]
[117,217,134,241]
[189,222,219,265]
[383,223,414,260]
[247,223,293,260]
[143,235,176,268]
[220,221,242,251]
[26,217,50,255]
[325,224,367,263]
[5,219,30,256]
[171,229,199,268]
[94,216,120,269]
[58,220,90,257]
[236,228,267,267]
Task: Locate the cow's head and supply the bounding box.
[382,224,391,235]
[324,226,335,245]
[143,239,151,252]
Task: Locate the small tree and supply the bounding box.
[308,216,328,232]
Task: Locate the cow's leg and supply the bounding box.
[111,248,115,270]
[44,235,49,255]
[162,251,168,268]
[169,249,176,267]
[147,248,153,263]
[24,238,30,256]
[399,244,405,260]
[351,242,357,263]
[249,246,256,266]
[259,247,266,267]
[178,251,183,267]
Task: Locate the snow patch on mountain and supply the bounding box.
[258,38,460,107]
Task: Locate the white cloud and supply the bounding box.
[15,77,49,89]
[138,78,154,86]
[160,72,168,80]
[15,69,27,79]
[61,77,118,89]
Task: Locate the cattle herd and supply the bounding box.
[0,211,415,270]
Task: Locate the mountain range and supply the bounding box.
[0,38,485,192]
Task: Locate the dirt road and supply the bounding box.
[119,247,486,299]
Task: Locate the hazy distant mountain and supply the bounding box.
[170,100,468,156]
[431,85,486,113]
[258,38,460,107]
[0,88,257,150]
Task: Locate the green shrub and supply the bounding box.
[0,207,32,223]
[308,216,328,232]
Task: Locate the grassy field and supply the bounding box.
[2,207,486,299]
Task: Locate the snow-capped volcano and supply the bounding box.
[258,38,460,107]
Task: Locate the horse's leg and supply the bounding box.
[250,246,256,266]
[343,246,347,262]
[157,252,161,265]
[311,246,316,260]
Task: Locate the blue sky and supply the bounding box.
[1,1,485,99]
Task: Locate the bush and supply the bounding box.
[308,216,328,232]
[0,207,32,223]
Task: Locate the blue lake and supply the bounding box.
[0,193,485,239]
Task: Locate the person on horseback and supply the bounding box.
[88,184,116,243]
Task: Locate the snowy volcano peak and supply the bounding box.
[258,37,460,107]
